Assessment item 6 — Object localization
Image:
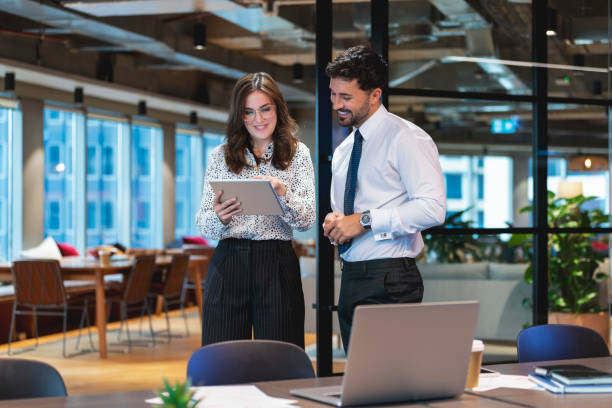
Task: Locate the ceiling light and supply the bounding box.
[292,63,304,84]
[74,87,83,104]
[193,23,206,50]
[546,8,558,36]
[568,155,609,172]
[4,72,15,91]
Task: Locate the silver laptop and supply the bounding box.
[291,301,479,407]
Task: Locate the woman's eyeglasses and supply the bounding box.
[243,104,276,122]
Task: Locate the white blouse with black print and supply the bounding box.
[196,141,316,241]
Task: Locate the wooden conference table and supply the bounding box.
[0,254,208,359]
[1,357,612,407]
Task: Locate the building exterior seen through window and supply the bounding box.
[0,108,9,260]
[87,117,122,248]
[440,155,513,229]
[175,130,224,241]
[131,124,163,248]
[43,108,79,246]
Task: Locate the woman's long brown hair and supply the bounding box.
[224,72,299,174]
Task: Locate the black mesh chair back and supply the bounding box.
[12,259,66,307]
[163,253,190,298]
[123,254,156,304]
[0,358,67,399]
[187,340,315,386]
[517,324,610,363]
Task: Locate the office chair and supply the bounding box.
[517,324,610,363]
[147,253,190,341]
[0,358,67,399]
[187,339,315,386]
[9,259,94,358]
[105,254,157,352]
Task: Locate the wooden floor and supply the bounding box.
[0,307,344,395]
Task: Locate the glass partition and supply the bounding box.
[388,0,532,95]
[390,96,533,228]
[421,233,533,363]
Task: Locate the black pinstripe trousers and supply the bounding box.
[201,238,305,348]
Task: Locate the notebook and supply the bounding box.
[533,364,612,385]
[291,301,480,407]
[529,373,612,393]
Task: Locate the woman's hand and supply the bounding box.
[213,190,242,225]
[253,175,287,197]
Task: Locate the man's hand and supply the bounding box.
[213,190,242,225]
[324,212,364,244]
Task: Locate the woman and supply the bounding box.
[196,72,316,348]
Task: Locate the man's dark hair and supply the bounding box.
[325,45,388,91]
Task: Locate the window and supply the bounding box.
[174,130,222,240]
[87,146,97,175]
[176,148,186,178]
[102,202,113,229]
[87,201,96,229]
[48,201,60,231]
[87,117,125,247]
[44,108,82,247]
[0,200,5,234]
[102,146,114,176]
[0,106,22,260]
[445,174,463,199]
[176,200,186,230]
[477,174,484,200]
[131,123,162,248]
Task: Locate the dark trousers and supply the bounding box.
[201,238,305,348]
[338,257,423,352]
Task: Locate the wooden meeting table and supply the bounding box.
[1,357,611,407]
[0,254,208,359]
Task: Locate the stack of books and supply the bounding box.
[528,364,612,394]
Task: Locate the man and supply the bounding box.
[323,45,446,351]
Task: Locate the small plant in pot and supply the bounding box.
[509,191,609,341]
[155,378,200,408]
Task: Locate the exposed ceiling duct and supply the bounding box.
[389,0,530,94]
[0,0,314,102]
[64,0,316,64]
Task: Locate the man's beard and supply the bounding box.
[335,101,370,128]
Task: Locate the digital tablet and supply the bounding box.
[209,179,284,216]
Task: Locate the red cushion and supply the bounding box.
[182,236,209,246]
[57,242,80,257]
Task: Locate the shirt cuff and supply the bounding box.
[371,208,393,241]
[278,188,293,215]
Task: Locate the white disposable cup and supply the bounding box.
[465,339,485,389]
[98,250,112,266]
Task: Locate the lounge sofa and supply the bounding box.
[300,257,532,341]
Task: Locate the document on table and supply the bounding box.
[472,375,541,392]
[145,384,298,407]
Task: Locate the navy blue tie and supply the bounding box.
[338,130,363,255]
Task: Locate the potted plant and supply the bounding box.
[422,208,485,263]
[155,378,200,408]
[509,191,609,342]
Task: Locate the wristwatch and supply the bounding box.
[359,210,372,230]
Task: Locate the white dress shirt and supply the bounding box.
[196,141,316,241]
[330,105,446,261]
